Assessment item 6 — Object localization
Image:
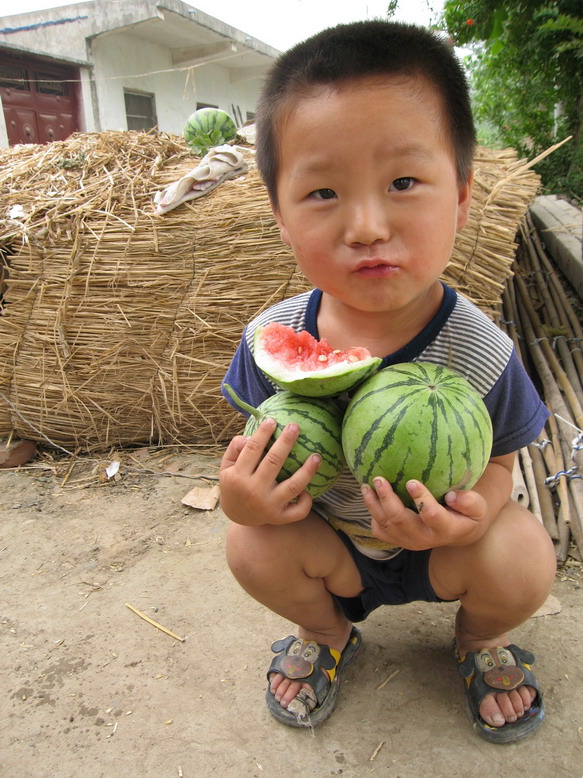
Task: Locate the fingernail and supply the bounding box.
[373,477,383,489]
[311,454,322,465]
[287,422,299,433]
[445,491,456,505]
[264,417,276,426]
[406,479,421,495]
[361,484,370,496]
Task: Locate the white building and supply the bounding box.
[0,0,280,146]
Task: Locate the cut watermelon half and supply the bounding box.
[254,322,382,397]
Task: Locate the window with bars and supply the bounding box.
[124,90,157,131]
[35,71,68,96]
[0,64,29,91]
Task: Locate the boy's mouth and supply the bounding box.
[354,260,397,277]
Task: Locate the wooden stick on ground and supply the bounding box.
[125,603,185,642]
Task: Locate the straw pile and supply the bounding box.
[0,130,541,450]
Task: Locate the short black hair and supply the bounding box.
[256,20,476,207]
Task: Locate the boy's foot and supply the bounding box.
[456,640,544,742]
[266,625,361,727]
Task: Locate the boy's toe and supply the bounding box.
[479,694,506,727]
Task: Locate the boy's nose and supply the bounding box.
[344,200,391,246]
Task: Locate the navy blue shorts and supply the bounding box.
[331,530,451,623]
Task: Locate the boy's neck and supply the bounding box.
[317,282,444,359]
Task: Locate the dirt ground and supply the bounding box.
[1,445,582,778]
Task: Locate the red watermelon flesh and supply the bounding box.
[254,322,382,397]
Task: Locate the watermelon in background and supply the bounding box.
[183,108,237,155]
[342,362,493,507]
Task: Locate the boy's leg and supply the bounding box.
[226,513,364,709]
[429,501,556,728]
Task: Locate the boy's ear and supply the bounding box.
[456,170,473,232]
[272,205,292,247]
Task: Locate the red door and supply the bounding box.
[0,54,80,145]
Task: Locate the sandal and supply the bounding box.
[457,644,545,743]
[265,626,362,727]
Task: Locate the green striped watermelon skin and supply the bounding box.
[244,391,345,498]
[183,108,237,154]
[342,362,493,507]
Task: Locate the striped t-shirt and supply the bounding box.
[223,284,548,558]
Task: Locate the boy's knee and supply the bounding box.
[225,522,263,571]
[499,503,555,560]
[225,521,291,580]
[431,502,556,602]
[487,502,556,591]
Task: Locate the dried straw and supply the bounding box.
[0,131,541,450]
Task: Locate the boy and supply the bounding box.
[219,21,556,743]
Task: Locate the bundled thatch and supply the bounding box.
[0,131,541,450]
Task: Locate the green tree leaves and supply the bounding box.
[441,0,582,201]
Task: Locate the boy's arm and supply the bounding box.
[362,452,516,551]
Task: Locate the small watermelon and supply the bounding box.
[183,107,237,155]
[224,384,345,498]
[341,362,493,507]
[254,322,382,397]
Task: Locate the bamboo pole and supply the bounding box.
[514,287,583,552]
[520,221,583,401]
[526,213,583,388]
[516,275,583,430]
[528,440,559,540]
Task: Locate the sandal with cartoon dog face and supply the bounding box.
[457,644,545,743]
[265,626,362,728]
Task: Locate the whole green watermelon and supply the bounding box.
[183,107,237,155]
[224,385,345,498]
[341,362,493,507]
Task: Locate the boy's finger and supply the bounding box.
[274,452,322,503]
[256,422,301,479]
[234,417,278,470]
[444,488,483,520]
[362,477,405,528]
[405,479,441,518]
[371,476,403,514]
[219,435,248,470]
[279,489,315,523]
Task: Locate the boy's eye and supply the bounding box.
[391,177,416,192]
[310,188,336,200]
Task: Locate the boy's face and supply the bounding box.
[272,76,472,318]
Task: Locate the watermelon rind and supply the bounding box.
[253,327,382,397]
[183,107,237,155]
[224,385,345,498]
[341,362,493,507]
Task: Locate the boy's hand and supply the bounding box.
[362,477,489,550]
[219,416,322,526]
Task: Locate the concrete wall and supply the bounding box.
[0,4,95,61]
[78,67,94,132]
[90,30,262,134]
